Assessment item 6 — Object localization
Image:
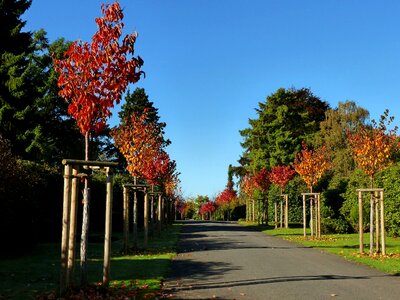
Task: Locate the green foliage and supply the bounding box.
[340,169,372,232]
[0,135,63,254]
[375,163,400,237]
[239,87,329,171]
[267,175,307,223]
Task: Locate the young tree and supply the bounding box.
[269,165,296,191]
[215,184,237,220]
[54,1,143,283]
[347,110,398,187]
[293,142,331,192]
[269,165,296,228]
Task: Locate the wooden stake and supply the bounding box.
[358,191,363,253]
[284,194,289,229]
[144,190,148,248]
[60,164,72,295]
[303,195,306,237]
[103,168,113,285]
[123,186,129,254]
[380,191,386,255]
[67,166,79,286]
[370,194,374,254]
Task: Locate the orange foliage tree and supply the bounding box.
[293,142,331,192]
[347,110,398,187]
[112,111,162,180]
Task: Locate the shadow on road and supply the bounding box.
[176,220,309,253]
[168,274,389,292]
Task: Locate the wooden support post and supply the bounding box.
[144,190,149,248]
[370,193,374,254]
[274,200,278,229]
[67,166,79,285]
[310,197,314,238]
[123,186,129,254]
[375,192,379,253]
[358,191,364,253]
[133,189,138,248]
[158,194,162,236]
[60,164,72,295]
[380,191,386,255]
[303,194,306,237]
[280,199,283,228]
[317,194,321,238]
[284,194,289,229]
[103,168,113,286]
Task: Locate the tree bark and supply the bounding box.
[80,131,90,285]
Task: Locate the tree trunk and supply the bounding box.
[133,177,138,248]
[80,131,91,285]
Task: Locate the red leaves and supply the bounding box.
[54,1,143,136]
[293,142,331,189]
[112,111,179,193]
[269,165,295,189]
[215,186,237,206]
[253,168,270,192]
[199,201,217,215]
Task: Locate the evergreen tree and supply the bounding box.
[0,0,33,157]
[239,87,329,172]
[115,88,170,169]
[119,88,169,145]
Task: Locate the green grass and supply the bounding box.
[240,221,400,275]
[0,224,181,300]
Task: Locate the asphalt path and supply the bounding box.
[163,220,400,300]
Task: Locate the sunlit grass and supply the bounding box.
[247,222,400,275]
[0,223,181,299]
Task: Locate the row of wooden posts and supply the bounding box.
[60,159,176,295]
[246,190,386,255]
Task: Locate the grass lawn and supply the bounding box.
[0,223,181,300]
[241,221,400,275]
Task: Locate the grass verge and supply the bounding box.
[240,221,400,275]
[0,223,182,300]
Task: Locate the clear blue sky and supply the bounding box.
[24,0,400,198]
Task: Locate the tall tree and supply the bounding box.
[116,88,169,169]
[0,0,33,157]
[54,1,144,284]
[239,87,329,171]
[316,100,369,177]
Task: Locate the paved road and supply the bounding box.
[163,221,400,300]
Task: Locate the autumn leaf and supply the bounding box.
[293,142,331,190]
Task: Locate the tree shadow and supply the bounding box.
[167,273,387,293]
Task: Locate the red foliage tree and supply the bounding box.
[253,168,270,192]
[199,201,217,219]
[53,1,143,284]
[269,165,295,191]
[54,1,143,158]
[215,185,237,206]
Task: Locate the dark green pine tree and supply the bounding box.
[119,87,170,146]
[0,0,33,157]
[0,0,85,163]
[114,87,170,170]
[239,87,329,172]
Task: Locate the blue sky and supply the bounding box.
[24,0,400,198]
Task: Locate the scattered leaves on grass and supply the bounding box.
[37,281,157,300]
